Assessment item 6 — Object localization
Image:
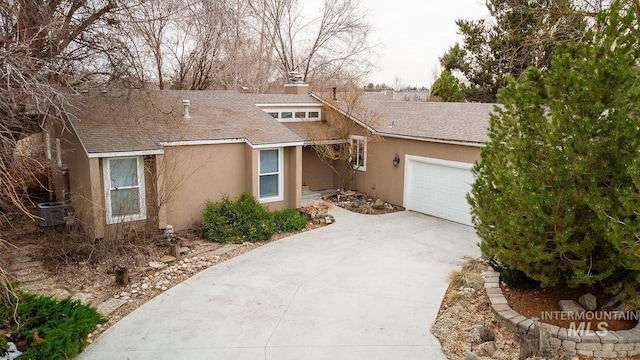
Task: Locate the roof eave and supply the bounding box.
[377,132,486,147]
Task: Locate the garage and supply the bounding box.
[403,155,474,226]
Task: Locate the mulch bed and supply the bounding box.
[503,283,637,331]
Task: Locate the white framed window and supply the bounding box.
[103,157,146,224]
[350,135,367,171]
[259,148,283,202]
[260,108,322,122]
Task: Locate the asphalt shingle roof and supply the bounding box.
[344,93,495,145]
[65,90,303,155]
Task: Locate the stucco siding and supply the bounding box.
[302,146,334,190]
[163,143,247,231]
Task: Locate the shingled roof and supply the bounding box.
[319,93,495,145]
[64,90,303,156]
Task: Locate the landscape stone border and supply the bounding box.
[484,270,640,357]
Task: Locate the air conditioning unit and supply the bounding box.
[38,202,66,227]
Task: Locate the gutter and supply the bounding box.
[376,132,485,148]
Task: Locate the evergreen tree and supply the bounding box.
[469,1,640,295]
[440,0,587,102]
[430,70,466,102]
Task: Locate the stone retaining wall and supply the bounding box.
[484,270,640,358]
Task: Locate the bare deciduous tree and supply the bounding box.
[305,87,381,190]
[248,0,376,86]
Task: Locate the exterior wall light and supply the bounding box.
[393,153,400,167]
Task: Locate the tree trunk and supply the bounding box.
[519,333,538,360]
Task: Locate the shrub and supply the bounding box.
[488,258,540,290]
[202,193,309,243]
[14,293,107,359]
[272,208,307,233]
[202,193,275,243]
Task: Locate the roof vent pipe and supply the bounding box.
[182,100,191,119]
[332,87,337,101]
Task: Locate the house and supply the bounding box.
[51,89,305,239]
[250,89,494,226]
[308,92,494,226]
[51,85,493,240]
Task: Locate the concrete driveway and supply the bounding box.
[78,206,480,360]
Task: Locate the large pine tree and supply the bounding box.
[469,1,640,295]
[437,0,588,102]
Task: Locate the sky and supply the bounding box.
[362,0,489,88]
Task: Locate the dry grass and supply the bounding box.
[448,268,484,290]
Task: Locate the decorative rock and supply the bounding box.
[141,283,149,290]
[464,352,481,360]
[579,293,597,311]
[134,253,147,268]
[72,292,94,304]
[96,298,127,316]
[159,255,176,263]
[476,341,497,357]
[559,300,586,314]
[372,199,386,210]
[478,326,495,341]
[149,262,164,269]
[1,342,22,360]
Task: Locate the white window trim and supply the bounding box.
[259,108,322,122]
[258,148,284,203]
[350,135,367,171]
[103,156,147,224]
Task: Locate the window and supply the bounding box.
[103,157,146,224]
[295,111,306,119]
[267,112,279,119]
[350,135,367,171]
[259,148,283,202]
[281,112,293,119]
[308,111,319,119]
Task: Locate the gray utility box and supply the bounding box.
[38,202,66,227]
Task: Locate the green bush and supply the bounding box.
[202,193,307,243]
[488,258,540,290]
[469,2,640,293]
[14,292,107,359]
[272,208,307,233]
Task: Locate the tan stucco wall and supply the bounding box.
[163,143,302,231]
[302,146,334,190]
[52,125,108,238]
[58,136,303,237]
[163,143,248,231]
[349,137,481,207]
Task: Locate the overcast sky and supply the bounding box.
[363,0,489,88]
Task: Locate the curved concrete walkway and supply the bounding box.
[78,207,480,360]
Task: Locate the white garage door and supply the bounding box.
[403,156,474,226]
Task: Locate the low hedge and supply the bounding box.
[202,192,307,243]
